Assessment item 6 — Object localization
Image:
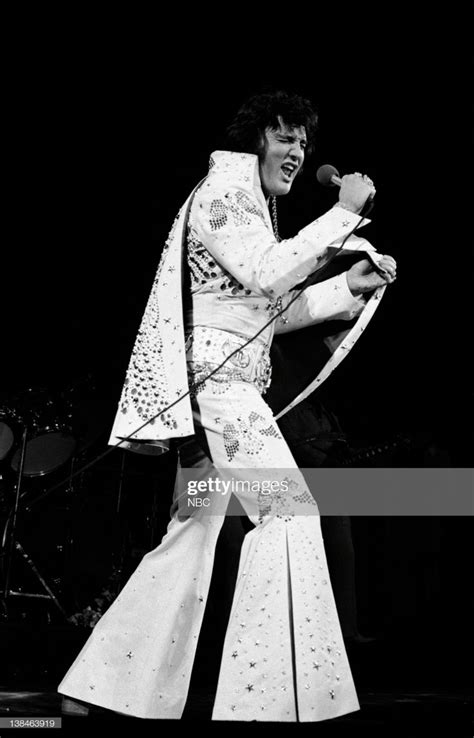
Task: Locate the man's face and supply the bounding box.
[258,117,307,199]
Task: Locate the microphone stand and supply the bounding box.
[2,425,28,600]
[0,423,68,619]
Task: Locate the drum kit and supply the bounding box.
[1,387,77,480]
[0,377,110,620]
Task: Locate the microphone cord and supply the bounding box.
[25,196,374,510]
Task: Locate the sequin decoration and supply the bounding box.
[207,191,266,233]
[209,199,228,231]
[187,227,223,289]
[186,327,272,397]
[116,212,182,429]
[187,226,252,296]
[222,411,281,462]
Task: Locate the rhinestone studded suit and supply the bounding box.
[58,152,385,721]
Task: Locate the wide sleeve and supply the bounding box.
[191,180,368,298]
[274,273,366,335]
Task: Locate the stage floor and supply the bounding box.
[0,620,472,734]
[0,684,472,735]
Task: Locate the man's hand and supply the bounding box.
[337,173,376,213]
[346,255,397,295]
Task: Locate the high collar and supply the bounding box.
[208,150,269,214]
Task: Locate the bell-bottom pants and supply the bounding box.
[58,379,359,722]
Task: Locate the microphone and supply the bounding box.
[316,164,342,187]
[316,164,375,202]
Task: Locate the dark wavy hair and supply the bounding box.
[225,90,318,158]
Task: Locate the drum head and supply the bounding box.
[0,421,14,460]
[11,432,76,477]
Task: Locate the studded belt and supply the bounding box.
[185,326,272,395]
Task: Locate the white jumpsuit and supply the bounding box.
[58,150,383,721]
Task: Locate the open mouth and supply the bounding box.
[281,164,297,180]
